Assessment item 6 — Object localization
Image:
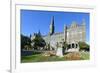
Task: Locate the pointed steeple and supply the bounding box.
[64,24,67,43]
[50,16,54,26]
[50,16,55,35]
[38,30,41,37]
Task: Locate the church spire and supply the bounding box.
[64,24,67,43]
[50,16,55,35]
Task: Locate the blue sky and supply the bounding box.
[21,10,90,44]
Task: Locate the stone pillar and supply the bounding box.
[64,24,67,43]
[74,43,76,49]
[70,44,72,49]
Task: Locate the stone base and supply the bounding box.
[56,48,63,57]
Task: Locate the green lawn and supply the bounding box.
[80,52,90,60]
[21,54,66,63]
[21,52,90,63]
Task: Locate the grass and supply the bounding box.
[21,52,90,63]
[80,52,90,60]
[21,54,66,63]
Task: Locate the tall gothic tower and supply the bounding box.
[49,16,55,35]
[64,24,67,43]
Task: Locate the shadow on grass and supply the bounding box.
[21,52,90,63]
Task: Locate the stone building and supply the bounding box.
[31,16,86,52]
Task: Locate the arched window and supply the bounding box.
[76,44,78,48]
[72,43,74,48]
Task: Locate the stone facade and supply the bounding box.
[31,17,86,52]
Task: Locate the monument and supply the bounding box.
[56,42,64,57]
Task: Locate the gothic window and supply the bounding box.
[72,43,74,48]
[76,44,78,48]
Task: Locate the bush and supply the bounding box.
[78,42,90,51]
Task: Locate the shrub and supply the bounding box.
[78,42,90,51]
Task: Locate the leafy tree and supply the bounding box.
[32,31,46,50]
[21,34,31,50]
[78,42,90,51]
[62,42,68,54]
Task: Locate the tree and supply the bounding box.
[32,31,46,50]
[62,42,68,54]
[21,34,31,50]
[78,42,90,51]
